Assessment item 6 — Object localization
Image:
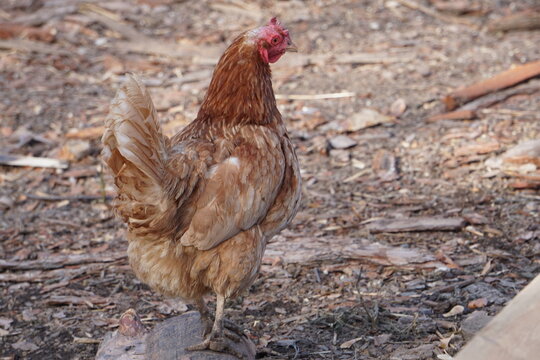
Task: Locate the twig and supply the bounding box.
[0,154,68,169]
[275,92,356,100]
[24,193,112,202]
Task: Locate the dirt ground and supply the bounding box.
[1,0,539,359]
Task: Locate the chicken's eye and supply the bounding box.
[271,36,280,45]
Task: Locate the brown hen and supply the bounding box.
[101,18,301,357]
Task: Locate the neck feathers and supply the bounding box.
[196,33,278,126]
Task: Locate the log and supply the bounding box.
[454,275,540,360]
[96,310,256,360]
[442,60,540,110]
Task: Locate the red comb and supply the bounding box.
[269,17,279,26]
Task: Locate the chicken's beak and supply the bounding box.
[286,40,298,53]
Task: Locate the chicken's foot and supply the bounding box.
[195,298,213,336]
[187,295,246,359]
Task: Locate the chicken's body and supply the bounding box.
[102,18,301,357]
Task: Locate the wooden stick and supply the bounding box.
[275,92,356,100]
[0,154,68,169]
[443,61,540,110]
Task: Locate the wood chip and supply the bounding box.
[454,141,500,157]
[366,217,466,233]
[427,109,477,122]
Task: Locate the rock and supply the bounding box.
[390,98,407,117]
[340,108,394,132]
[328,135,357,149]
[461,310,493,341]
[96,310,256,360]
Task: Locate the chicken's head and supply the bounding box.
[253,17,296,64]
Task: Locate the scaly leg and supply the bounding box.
[195,298,213,336]
[187,294,245,359]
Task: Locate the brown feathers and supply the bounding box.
[102,21,301,353]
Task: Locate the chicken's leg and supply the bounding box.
[195,298,213,336]
[187,294,245,359]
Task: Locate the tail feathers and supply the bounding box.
[102,74,173,234]
[103,74,168,182]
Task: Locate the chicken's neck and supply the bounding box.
[195,34,279,127]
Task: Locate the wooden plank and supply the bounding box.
[455,275,540,360]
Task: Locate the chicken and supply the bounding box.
[101,18,301,357]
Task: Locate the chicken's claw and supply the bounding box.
[187,329,246,359]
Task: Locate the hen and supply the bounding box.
[102,18,301,357]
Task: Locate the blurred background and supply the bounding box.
[0,0,539,359]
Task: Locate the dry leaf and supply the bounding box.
[480,259,492,276]
[468,297,488,309]
[340,336,363,349]
[443,305,464,318]
[438,333,455,349]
